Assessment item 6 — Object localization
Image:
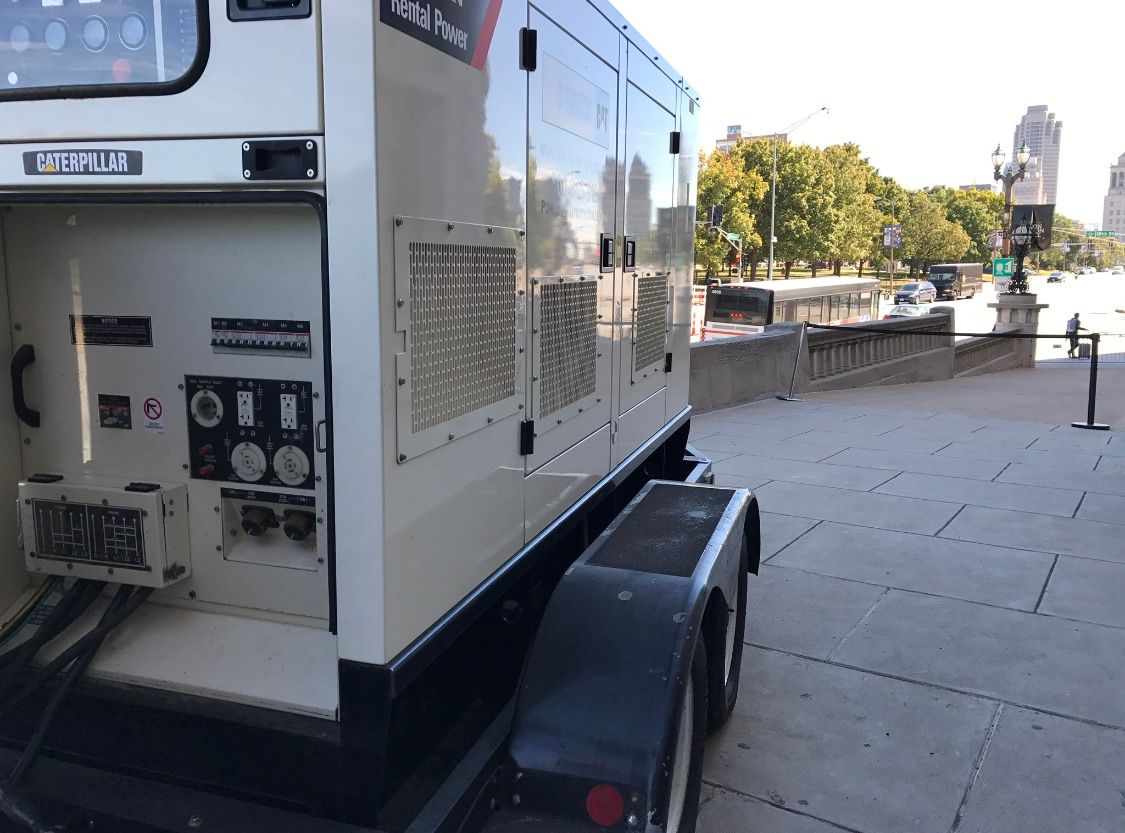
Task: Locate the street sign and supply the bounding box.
[987,230,1004,249]
[1061,242,1070,253]
[727,232,741,241]
[882,224,902,248]
[1085,230,1115,238]
[992,257,1014,278]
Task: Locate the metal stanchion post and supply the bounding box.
[1072,333,1110,431]
[777,322,807,402]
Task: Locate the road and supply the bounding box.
[879,270,1125,361]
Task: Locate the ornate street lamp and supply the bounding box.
[992,142,1031,258]
[1009,221,1034,294]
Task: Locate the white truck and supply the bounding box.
[0,2,759,832]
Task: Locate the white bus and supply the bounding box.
[701,276,880,339]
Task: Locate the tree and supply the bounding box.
[823,144,881,276]
[695,146,767,277]
[867,176,910,277]
[926,186,1004,264]
[899,191,970,275]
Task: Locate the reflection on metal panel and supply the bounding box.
[541,52,614,149]
[634,275,668,372]
[409,242,518,433]
[539,281,598,417]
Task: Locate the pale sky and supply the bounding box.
[612,0,1125,228]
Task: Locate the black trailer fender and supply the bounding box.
[503,481,759,828]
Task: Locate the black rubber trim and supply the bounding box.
[0,1,211,104]
[10,343,40,428]
[0,190,337,634]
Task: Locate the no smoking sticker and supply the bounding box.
[143,396,164,434]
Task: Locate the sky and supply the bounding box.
[611,0,1125,228]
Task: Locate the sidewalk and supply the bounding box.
[691,372,1125,833]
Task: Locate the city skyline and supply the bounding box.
[610,0,1125,228]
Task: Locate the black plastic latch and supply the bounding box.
[669,131,682,154]
[125,482,162,493]
[664,352,673,373]
[600,234,616,273]
[27,473,63,484]
[520,28,538,71]
[624,237,637,270]
[242,140,318,181]
[520,420,535,456]
[229,0,311,22]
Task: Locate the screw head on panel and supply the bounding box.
[243,143,250,151]
[243,170,251,179]
[306,141,315,151]
[395,217,404,227]
[448,222,455,231]
[306,169,315,178]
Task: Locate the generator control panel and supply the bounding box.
[185,376,316,490]
[210,318,312,357]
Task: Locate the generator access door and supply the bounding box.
[523,6,619,473]
[613,48,678,466]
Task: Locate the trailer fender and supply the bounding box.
[504,481,758,828]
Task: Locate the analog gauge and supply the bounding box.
[82,16,108,52]
[9,23,31,53]
[43,19,68,52]
[120,13,146,50]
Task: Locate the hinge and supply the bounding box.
[664,352,673,373]
[520,28,538,71]
[520,420,536,455]
[669,131,682,154]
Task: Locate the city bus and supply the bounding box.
[701,276,880,339]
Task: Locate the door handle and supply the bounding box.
[599,233,615,272]
[624,237,637,270]
[11,344,40,428]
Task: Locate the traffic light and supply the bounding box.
[708,204,724,229]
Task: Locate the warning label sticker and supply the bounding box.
[380,0,503,70]
[71,315,152,347]
[97,395,132,430]
[143,397,164,434]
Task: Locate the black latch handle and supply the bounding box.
[11,344,40,428]
[600,233,615,272]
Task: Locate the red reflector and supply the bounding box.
[112,58,132,83]
[730,312,743,319]
[586,784,625,827]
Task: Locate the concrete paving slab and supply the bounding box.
[1095,454,1125,474]
[692,434,849,463]
[690,420,812,442]
[746,566,886,659]
[714,455,896,491]
[698,786,854,833]
[753,413,904,436]
[878,424,995,445]
[940,505,1124,563]
[832,590,1125,727]
[1038,556,1125,629]
[714,473,776,492]
[874,471,1083,518]
[968,424,1063,445]
[758,513,821,560]
[787,430,951,455]
[706,647,996,833]
[820,447,1006,481]
[953,707,1125,833]
[772,523,1054,610]
[839,413,920,432]
[936,442,1100,471]
[1028,435,1121,456]
[754,481,962,535]
[1076,491,1125,524]
[996,462,1125,498]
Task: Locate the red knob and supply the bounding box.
[197,464,215,477]
[197,444,214,455]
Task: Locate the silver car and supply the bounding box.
[894,281,937,304]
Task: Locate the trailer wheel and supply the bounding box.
[707,540,748,733]
[664,637,708,833]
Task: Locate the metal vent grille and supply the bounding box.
[634,276,669,371]
[539,282,598,418]
[409,243,517,433]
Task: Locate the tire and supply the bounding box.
[663,637,708,833]
[707,541,748,733]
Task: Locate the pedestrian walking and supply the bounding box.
[1065,312,1087,358]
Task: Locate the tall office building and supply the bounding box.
[1101,153,1125,240]
[1010,105,1062,205]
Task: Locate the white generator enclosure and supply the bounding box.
[0,0,700,817]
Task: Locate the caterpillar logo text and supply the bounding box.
[23,150,144,176]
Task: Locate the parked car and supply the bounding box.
[1047,271,1070,283]
[883,304,926,319]
[894,281,937,304]
[1112,266,1124,275]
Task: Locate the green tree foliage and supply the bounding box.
[926,186,1004,264]
[824,144,881,276]
[695,145,767,276]
[899,191,971,275]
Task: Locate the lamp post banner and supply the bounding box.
[1010,204,1055,251]
[882,224,902,248]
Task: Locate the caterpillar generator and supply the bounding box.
[0,2,760,831]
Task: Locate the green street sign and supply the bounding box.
[727,233,741,241]
[1085,230,1116,238]
[993,257,1014,278]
